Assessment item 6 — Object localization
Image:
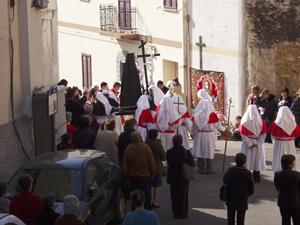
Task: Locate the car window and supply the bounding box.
[97,157,116,180]
[5,169,82,202]
[86,160,106,194]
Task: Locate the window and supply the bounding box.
[86,160,106,195]
[82,53,92,89]
[118,0,131,30]
[5,169,83,201]
[98,157,116,180]
[163,0,177,10]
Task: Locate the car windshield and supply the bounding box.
[5,169,82,202]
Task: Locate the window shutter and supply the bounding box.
[82,53,92,89]
[119,0,131,30]
[164,0,177,10]
[171,0,177,9]
[87,56,92,88]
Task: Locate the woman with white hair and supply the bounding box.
[269,106,300,172]
[55,195,85,225]
[238,105,268,182]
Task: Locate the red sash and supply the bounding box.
[159,130,175,134]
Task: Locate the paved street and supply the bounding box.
[147,140,300,225]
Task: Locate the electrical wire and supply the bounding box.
[9,2,30,160]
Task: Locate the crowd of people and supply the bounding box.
[1,79,300,225]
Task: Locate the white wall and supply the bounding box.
[57,0,186,92]
[188,0,243,121]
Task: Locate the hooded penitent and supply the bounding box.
[119,52,141,108]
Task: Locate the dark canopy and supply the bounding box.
[120,52,141,108]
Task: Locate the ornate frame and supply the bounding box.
[190,68,224,114]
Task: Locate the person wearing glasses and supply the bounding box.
[256,89,277,143]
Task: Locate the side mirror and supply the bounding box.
[88,187,96,198]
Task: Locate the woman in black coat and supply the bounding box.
[167,135,195,219]
[277,86,293,111]
[223,153,254,225]
[274,154,300,225]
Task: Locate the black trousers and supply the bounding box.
[253,171,261,182]
[280,207,300,225]
[129,178,152,210]
[227,208,246,225]
[170,181,189,219]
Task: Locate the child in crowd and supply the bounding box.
[233,116,242,141]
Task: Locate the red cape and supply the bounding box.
[238,119,268,136]
[136,109,153,124]
[269,122,300,138]
[181,111,190,119]
[191,112,219,124]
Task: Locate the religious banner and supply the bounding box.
[190,68,224,114]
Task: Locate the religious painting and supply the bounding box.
[190,68,224,114]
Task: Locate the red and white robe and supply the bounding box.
[269,122,300,172]
[238,120,268,171]
[136,109,153,142]
[176,111,191,150]
[191,113,226,159]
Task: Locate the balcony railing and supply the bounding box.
[99,4,152,42]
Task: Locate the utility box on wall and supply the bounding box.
[32,85,66,156]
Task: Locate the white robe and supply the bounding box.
[271,136,297,172]
[114,114,124,135]
[136,122,153,142]
[175,117,191,150]
[191,122,226,159]
[241,134,267,171]
[156,123,181,166]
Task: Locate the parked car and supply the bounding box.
[0,213,26,225]
[4,150,126,225]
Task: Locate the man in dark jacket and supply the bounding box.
[274,154,300,225]
[74,117,96,149]
[123,131,157,211]
[256,89,277,143]
[66,88,85,128]
[223,153,254,225]
[37,193,60,225]
[118,116,137,166]
[167,135,195,219]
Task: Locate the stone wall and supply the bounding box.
[0,116,34,182]
[244,0,300,109]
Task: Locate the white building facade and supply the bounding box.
[57,0,190,101]
[188,0,244,118]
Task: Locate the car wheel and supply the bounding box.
[111,193,126,224]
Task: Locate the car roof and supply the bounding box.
[21,150,106,170]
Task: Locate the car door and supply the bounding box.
[84,159,111,225]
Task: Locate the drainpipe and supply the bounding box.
[183,0,191,114]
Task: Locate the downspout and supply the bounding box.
[183,0,191,114]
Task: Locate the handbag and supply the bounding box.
[181,150,195,180]
[219,184,227,201]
